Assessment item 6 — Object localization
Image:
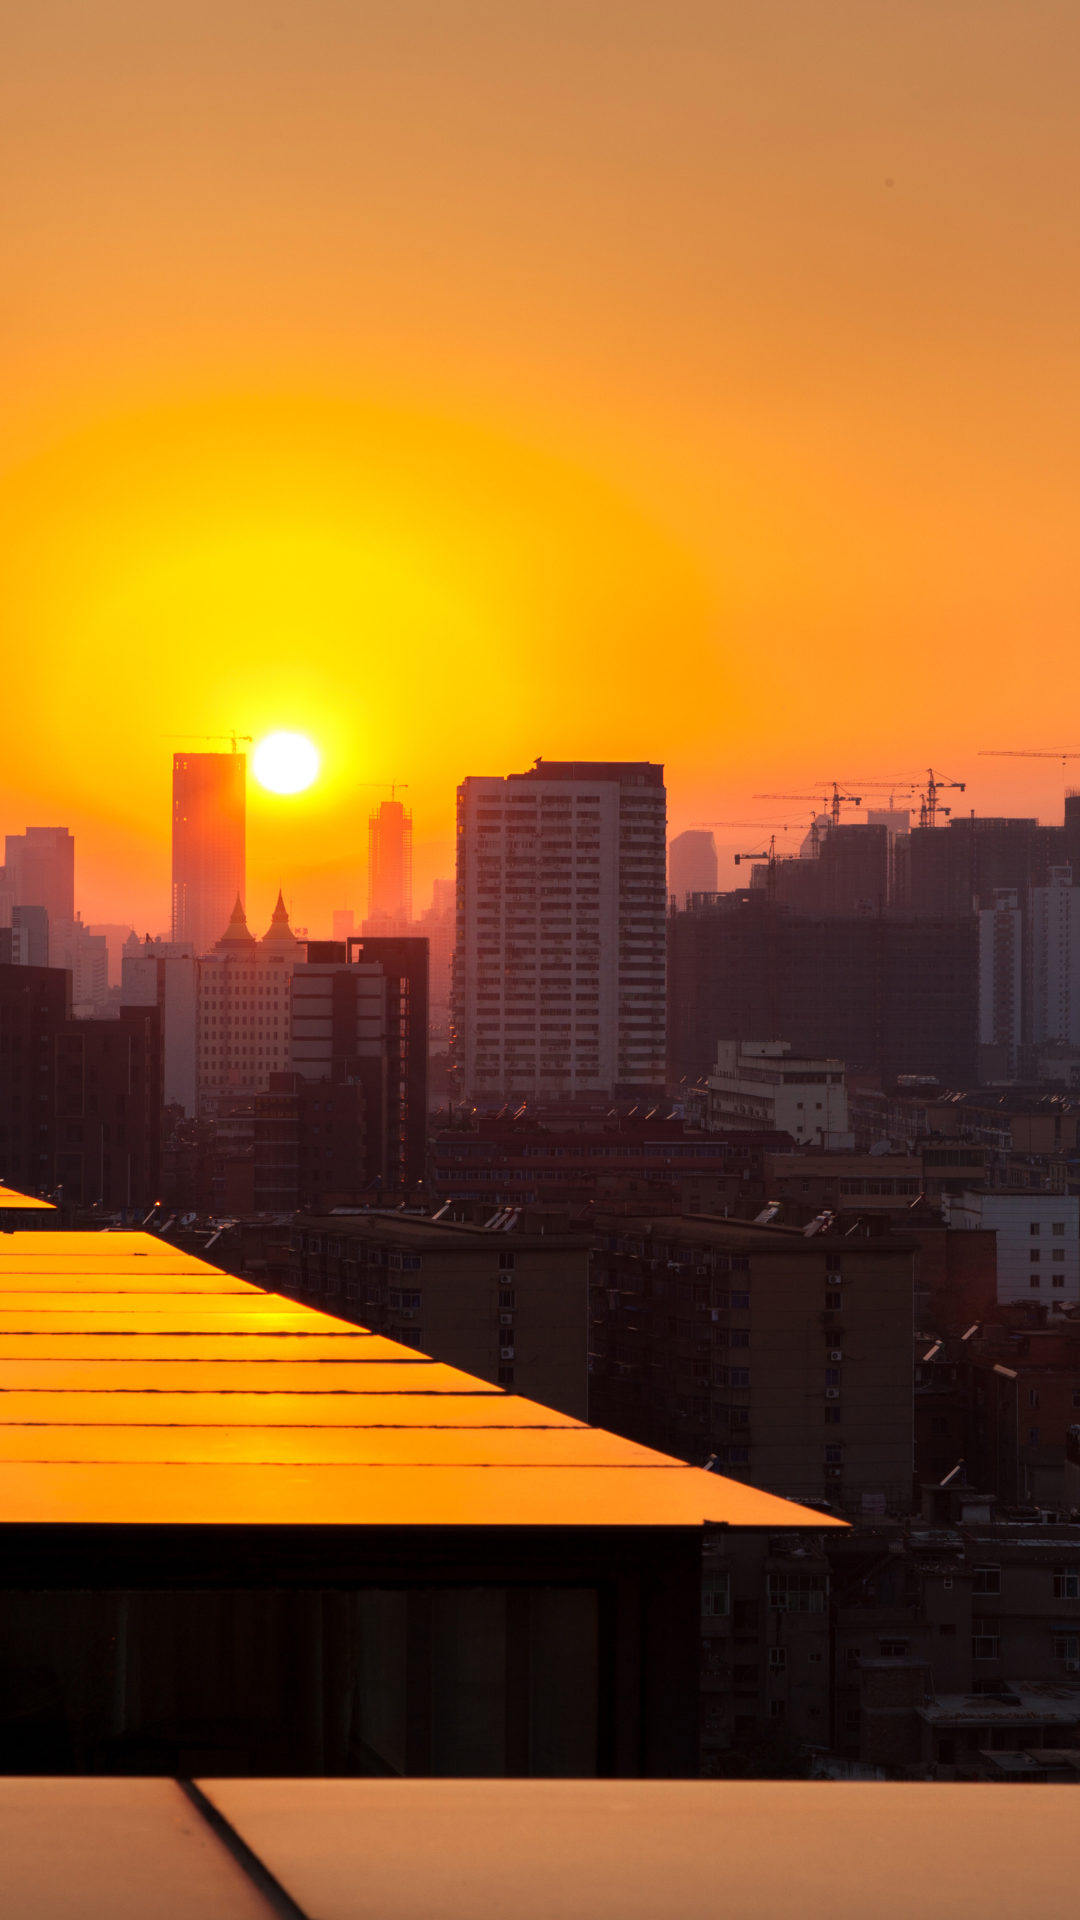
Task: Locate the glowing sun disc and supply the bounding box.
[253,731,319,795]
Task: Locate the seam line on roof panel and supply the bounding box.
[179,1780,311,1920]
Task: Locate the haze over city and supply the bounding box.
[4,0,1080,1882]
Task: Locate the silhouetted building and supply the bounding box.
[171,750,246,957]
[756,823,889,916]
[454,759,667,1103]
[978,887,1023,1079]
[909,815,1065,915]
[667,894,978,1088]
[0,962,161,1205]
[295,934,428,1192]
[367,797,412,925]
[253,1073,366,1211]
[123,938,198,1114]
[668,830,717,907]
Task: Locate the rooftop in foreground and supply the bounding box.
[0,1230,840,1530]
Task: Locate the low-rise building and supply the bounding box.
[699,1040,852,1148]
[589,1212,914,1513]
[285,1210,590,1420]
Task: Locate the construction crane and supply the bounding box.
[733,836,778,897]
[754,783,862,826]
[980,749,1080,773]
[358,783,410,801]
[690,820,802,832]
[164,732,252,753]
[918,768,965,829]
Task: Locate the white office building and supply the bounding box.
[702,1039,852,1147]
[944,1190,1080,1307]
[453,760,667,1103]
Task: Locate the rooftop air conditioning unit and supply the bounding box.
[825,1387,840,1400]
[829,1349,843,1362]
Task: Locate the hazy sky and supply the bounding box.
[0,2,1076,931]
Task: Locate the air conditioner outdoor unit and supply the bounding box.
[1067,1660,1080,1673]
[825,1387,840,1400]
[500,1346,515,1361]
[829,1349,843,1361]
[695,1266,709,1275]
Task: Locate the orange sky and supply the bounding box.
[0,2,1077,933]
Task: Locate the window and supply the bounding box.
[825,1254,841,1273]
[768,1648,786,1671]
[972,1567,1000,1595]
[824,1444,843,1465]
[1053,1222,1065,1236]
[1053,1567,1079,1599]
[702,1571,730,1617]
[1030,1222,1041,1236]
[972,1624,1000,1659]
[1053,1634,1079,1669]
[825,1291,842,1310]
[1029,1389,1041,1409]
[768,1700,786,1719]
[388,1252,422,1272]
[499,1289,516,1310]
[767,1573,827,1613]
[825,1367,841,1387]
[1030,1249,1041,1262]
[879,1641,908,1657]
[1030,1275,1041,1289]
[388,1290,421,1312]
[499,1252,515,1271]
[824,1407,841,1425]
[498,1365,515,1385]
[1029,1427,1040,1445]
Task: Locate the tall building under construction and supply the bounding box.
[171,751,246,957]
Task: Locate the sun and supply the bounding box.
[253,731,320,795]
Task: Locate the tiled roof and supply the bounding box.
[0,1231,842,1530]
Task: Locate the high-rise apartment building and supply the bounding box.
[1030,867,1080,1047]
[296,935,429,1190]
[454,759,667,1103]
[366,798,412,927]
[171,752,246,957]
[978,888,1024,1078]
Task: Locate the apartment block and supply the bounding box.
[284,1211,590,1419]
[2,828,75,959]
[122,937,197,1115]
[943,1190,1080,1308]
[589,1213,914,1512]
[454,758,667,1103]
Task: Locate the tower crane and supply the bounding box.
[753,783,862,826]
[980,749,1080,772]
[164,732,252,753]
[358,783,410,801]
[918,768,965,829]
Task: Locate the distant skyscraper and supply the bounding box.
[367,799,412,925]
[171,752,246,957]
[453,759,667,1103]
[194,891,303,1114]
[668,829,717,905]
[4,828,74,963]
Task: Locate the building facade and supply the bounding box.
[366,797,412,927]
[122,937,198,1115]
[196,892,303,1114]
[171,750,246,958]
[454,759,667,1104]
[943,1190,1080,1309]
[588,1213,914,1512]
[1030,867,1080,1048]
[285,1211,590,1419]
[700,1039,851,1147]
[978,887,1023,1078]
[2,828,75,960]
